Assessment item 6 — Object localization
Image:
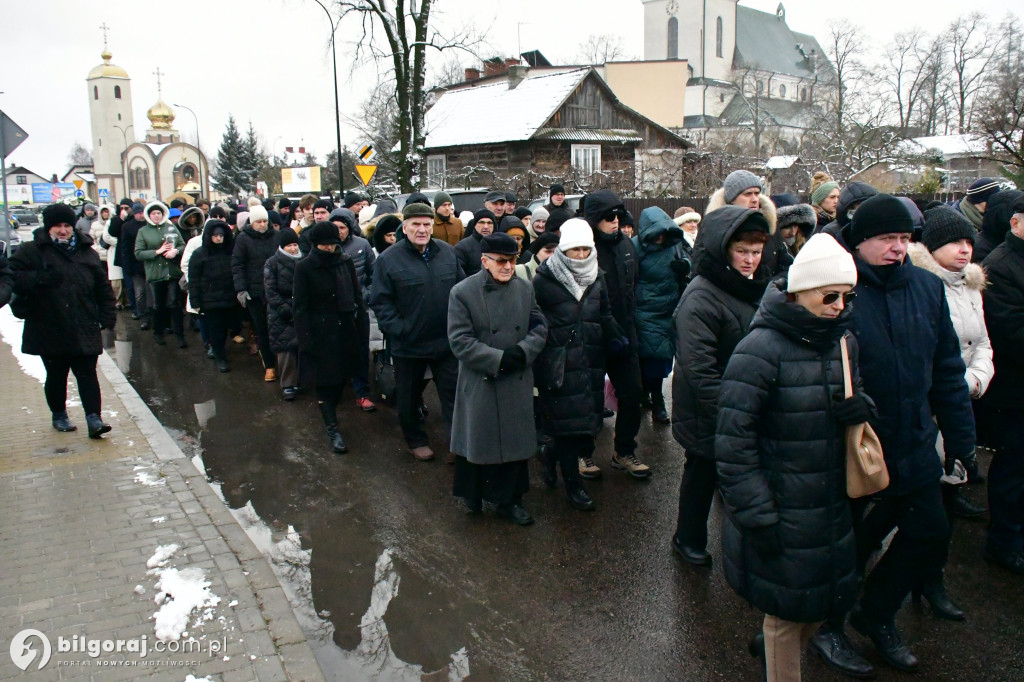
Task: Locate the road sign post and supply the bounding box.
[355,165,377,187]
[0,110,29,255]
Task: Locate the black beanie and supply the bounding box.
[550,183,565,198]
[43,203,77,230]
[921,206,977,252]
[845,194,914,248]
[307,221,342,246]
[278,197,291,210]
[277,227,300,248]
[343,191,362,208]
[530,231,560,252]
[313,198,334,212]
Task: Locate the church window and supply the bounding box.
[757,80,764,94]
[118,113,121,121]
[716,17,723,58]
[779,84,787,98]
[93,86,98,100]
[667,17,678,60]
[114,85,121,99]
[801,87,807,102]
[720,93,725,103]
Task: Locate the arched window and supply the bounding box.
[801,87,807,102]
[667,17,679,60]
[757,80,764,94]
[716,16,723,58]
[779,84,787,98]
[93,86,98,100]
[114,85,122,99]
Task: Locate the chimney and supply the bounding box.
[504,58,521,70]
[483,59,505,78]
[507,65,529,90]
[465,67,481,82]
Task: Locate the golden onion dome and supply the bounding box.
[147,99,175,130]
[87,51,130,79]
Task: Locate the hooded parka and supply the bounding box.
[447,270,548,464]
[975,190,1024,264]
[187,222,236,312]
[633,207,687,361]
[716,281,860,622]
[264,248,300,353]
[671,206,772,459]
[134,201,184,282]
[232,222,279,300]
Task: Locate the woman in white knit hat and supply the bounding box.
[714,233,877,682]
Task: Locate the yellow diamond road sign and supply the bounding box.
[355,164,377,187]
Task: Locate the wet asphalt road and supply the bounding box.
[105,312,1024,681]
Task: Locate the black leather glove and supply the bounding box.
[747,524,782,558]
[36,269,63,287]
[499,346,527,373]
[961,449,983,483]
[669,258,691,279]
[607,336,630,357]
[833,394,872,426]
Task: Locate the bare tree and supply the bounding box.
[575,33,632,65]
[914,34,951,136]
[946,13,994,134]
[335,0,484,191]
[429,55,466,89]
[67,142,93,167]
[974,15,1024,185]
[883,28,943,133]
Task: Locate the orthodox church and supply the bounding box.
[87,44,209,203]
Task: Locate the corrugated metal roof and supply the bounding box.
[718,94,817,128]
[533,128,643,143]
[734,7,833,81]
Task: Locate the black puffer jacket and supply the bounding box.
[671,206,771,459]
[585,190,640,345]
[188,222,236,312]
[117,216,146,277]
[231,224,279,299]
[454,209,496,277]
[9,228,116,356]
[0,252,12,308]
[717,282,861,622]
[975,190,1024,263]
[533,261,618,437]
[264,248,300,353]
[982,232,1024,410]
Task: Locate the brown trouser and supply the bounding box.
[763,615,824,682]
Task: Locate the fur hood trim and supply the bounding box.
[907,242,987,291]
[708,187,776,234]
[143,200,171,227]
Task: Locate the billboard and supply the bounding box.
[281,166,321,194]
[32,183,76,203]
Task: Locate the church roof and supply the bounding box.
[733,7,833,82]
[87,51,129,80]
[718,94,819,129]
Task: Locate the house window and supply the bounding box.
[801,87,807,102]
[132,167,150,190]
[716,17,723,58]
[571,144,601,177]
[426,155,446,188]
[114,85,122,99]
[16,175,26,185]
[779,84,787,98]
[93,86,98,100]
[667,17,678,60]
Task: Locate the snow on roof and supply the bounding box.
[765,155,800,170]
[904,134,987,157]
[424,69,590,149]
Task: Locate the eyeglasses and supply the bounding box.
[602,209,623,222]
[816,289,857,305]
[482,254,516,266]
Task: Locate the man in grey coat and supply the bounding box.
[448,232,548,525]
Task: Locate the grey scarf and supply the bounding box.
[547,248,597,301]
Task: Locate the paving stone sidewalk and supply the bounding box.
[0,326,326,682]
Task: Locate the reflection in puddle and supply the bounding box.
[193,399,216,429]
[114,339,133,374]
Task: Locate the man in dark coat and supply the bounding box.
[814,181,877,239]
[671,206,772,566]
[9,204,116,437]
[264,228,302,398]
[980,194,1024,576]
[448,232,548,524]
[583,190,650,479]
[118,202,151,326]
[369,203,465,461]
[188,220,236,372]
[232,204,279,380]
[974,189,1024,263]
[0,250,12,308]
[454,209,496,277]
[331,207,377,410]
[952,177,1001,230]
[816,194,975,673]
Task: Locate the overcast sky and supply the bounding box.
[3,0,1019,181]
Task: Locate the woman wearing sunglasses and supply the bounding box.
[715,233,873,682]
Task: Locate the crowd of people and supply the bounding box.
[2,172,1023,681]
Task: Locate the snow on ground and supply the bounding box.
[144,544,222,643]
[134,466,166,487]
[0,307,45,383]
[146,544,180,569]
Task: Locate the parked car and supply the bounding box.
[394,188,489,215]
[526,194,584,215]
[10,209,38,227]
[1,219,21,254]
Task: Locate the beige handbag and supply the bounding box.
[840,336,889,498]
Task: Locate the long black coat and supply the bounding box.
[671,206,771,459]
[9,228,116,356]
[0,252,12,308]
[975,190,1024,264]
[188,225,236,312]
[231,225,279,299]
[264,249,299,353]
[533,261,618,437]
[717,282,861,622]
[454,233,484,277]
[594,226,640,346]
[117,217,146,278]
[982,232,1024,410]
[850,254,975,495]
[294,248,365,386]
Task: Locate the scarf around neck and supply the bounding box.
[547,248,598,301]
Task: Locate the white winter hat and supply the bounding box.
[558,218,595,252]
[674,212,701,226]
[787,233,857,293]
[358,205,375,227]
[249,205,269,223]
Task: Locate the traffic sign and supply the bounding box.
[355,164,377,187]
[0,110,28,158]
[75,190,85,198]
[98,188,109,198]
[357,144,377,163]
[72,180,84,190]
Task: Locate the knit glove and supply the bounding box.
[747,524,782,558]
[236,291,251,308]
[36,269,63,287]
[499,346,527,373]
[833,394,872,426]
[607,336,630,357]
[669,258,691,279]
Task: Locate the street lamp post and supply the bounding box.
[113,124,133,199]
[312,0,345,197]
[173,104,203,199]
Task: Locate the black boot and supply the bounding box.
[748,632,767,682]
[537,444,557,488]
[913,581,965,621]
[52,411,77,432]
[808,623,874,678]
[951,490,987,519]
[650,391,670,424]
[849,607,919,672]
[318,402,347,454]
[85,413,112,439]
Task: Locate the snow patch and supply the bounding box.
[147,544,179,569]
[0,307,46,383]
[151,516,167,524]
[134,470,165,486]
[151,567,221,642]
